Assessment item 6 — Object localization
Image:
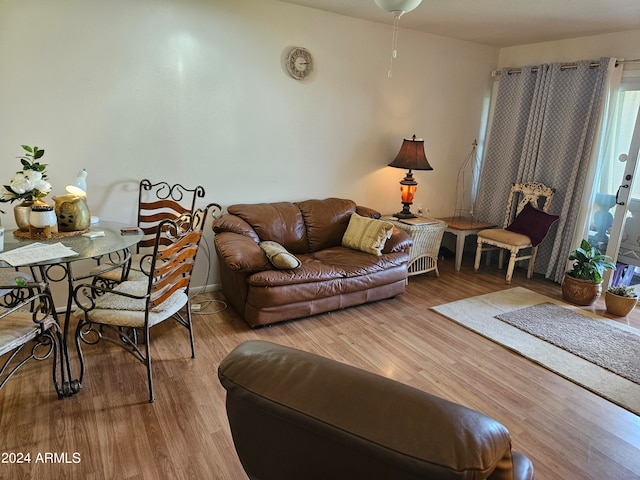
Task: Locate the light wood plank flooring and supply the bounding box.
[1,256,639,480]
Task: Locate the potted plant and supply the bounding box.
[605,284,638,316]
[0,145,53,232]
[561,239,616,306]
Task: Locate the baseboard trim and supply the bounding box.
[190,283,222,295]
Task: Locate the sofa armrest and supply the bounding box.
[213,214,261,243]
[219,340,529,480]
[382,226,412,254]
[356,205,382,219]
[214,232,271,273]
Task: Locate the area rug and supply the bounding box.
[496,303,640,385]
[431,287,640,416]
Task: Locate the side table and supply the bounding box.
[383,217,447,277]
[437,216,496,271]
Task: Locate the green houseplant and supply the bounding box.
[1,145,53,232]
[561,239,616,306]
[605,284,638,316]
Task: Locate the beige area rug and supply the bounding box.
[432,287,640,416]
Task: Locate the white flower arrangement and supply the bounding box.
[1,145,52,204]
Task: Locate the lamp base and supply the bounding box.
[394,202,416,219]
[394,211,417,219]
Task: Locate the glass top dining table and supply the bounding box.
[0,221,143,268]
[0,221,143,398]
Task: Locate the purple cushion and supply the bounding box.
[506,202,559,247]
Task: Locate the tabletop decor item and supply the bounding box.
[29,201,57,239]
[1,145,53,232]
[53,193,90,232]
[54,169,90,232]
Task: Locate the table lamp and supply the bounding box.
[388,135,433,219]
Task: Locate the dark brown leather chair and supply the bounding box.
[218,340,534,480]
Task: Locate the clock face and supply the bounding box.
[286,47,313,80]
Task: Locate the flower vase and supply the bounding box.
[14,201,34,232]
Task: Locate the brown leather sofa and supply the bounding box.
[218,340,535,480]
[212,198,412,328]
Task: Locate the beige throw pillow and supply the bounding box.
[342,213,393,256]
[259,241,301,269]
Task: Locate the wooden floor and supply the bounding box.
[1,256,640,480]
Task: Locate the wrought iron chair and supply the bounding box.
[72,203,220,402]
[474,182,557,283]
[93,179,206,285]
[0,270,34,297]
[0,280,60,394]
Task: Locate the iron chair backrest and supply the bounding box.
[136,179,206,253]
[502,182,556,229]
[0,283,60,393]
[144,203,220,314]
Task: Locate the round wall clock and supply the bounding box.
[285,47,313,80]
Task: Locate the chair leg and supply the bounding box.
[474,241,483,272]
[527,246,538,278]
[186,306,196,359]
[498,249,504,269]
[145,328,154,403]
[505,250,518,283]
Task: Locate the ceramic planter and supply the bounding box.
[561,273,602,306]
[604,291,637,316]
[29,202,57,239]
[13,201,34,232]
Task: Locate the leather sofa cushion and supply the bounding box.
[228,202,308,254]
[296,198,356,252]
[246,265,408,311]
[248,248,408,287]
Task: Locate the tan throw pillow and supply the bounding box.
[342,213,393,256]
[259,241,301,269]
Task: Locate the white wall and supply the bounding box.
[0,0,498,288]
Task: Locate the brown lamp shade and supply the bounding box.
[388,135,433,171]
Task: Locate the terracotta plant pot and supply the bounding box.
[604,291,637,316]
[561,273,602,306]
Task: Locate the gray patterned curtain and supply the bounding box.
[475,58,612,283]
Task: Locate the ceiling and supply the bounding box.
[280,0,640,47]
